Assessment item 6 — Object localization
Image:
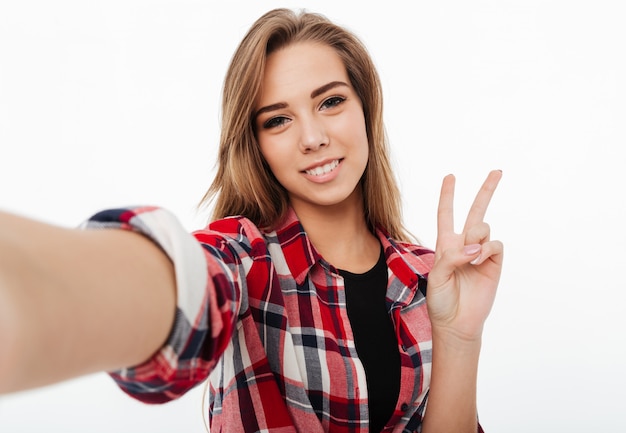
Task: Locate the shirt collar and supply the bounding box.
[377,228,431,288]
[272,207,429,291]
[272,207,322,285]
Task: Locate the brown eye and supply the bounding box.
[320,96,346,110]
[263,116,290,129]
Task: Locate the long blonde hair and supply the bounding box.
[201,8,410,241]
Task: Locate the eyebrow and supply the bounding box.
[254,81,350,119]
[310,80,349,99]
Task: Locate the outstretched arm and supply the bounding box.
[0,210,176,394]
[421,170,503,433]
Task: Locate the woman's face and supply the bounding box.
[254,41,369,216]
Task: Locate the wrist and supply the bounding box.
[423,326,481,433]
[431,326,483,355]
[0,276,22,394]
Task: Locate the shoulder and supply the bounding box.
[383,235,436,276]
[400,242,435,274]
[204,215,264,239]
[193,215,270,258]
[394,240,434,260]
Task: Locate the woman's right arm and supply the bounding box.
[0,209,177,394]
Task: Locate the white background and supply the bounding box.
[1,1,625,432]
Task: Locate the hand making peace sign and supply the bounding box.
[426,170,504,344]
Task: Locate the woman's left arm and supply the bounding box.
[421,170,503,433]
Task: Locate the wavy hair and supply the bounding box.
[200,8,410,241]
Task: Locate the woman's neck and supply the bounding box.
[291,190,381,273]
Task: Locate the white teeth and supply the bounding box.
[305,160,339,176]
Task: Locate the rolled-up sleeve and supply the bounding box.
[81,206,245,403]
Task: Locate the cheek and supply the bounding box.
[340,106,368,141]
[258,140,288,181]
[258,136,278,166]
[345,112,369,156]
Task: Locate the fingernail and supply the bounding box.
[464,244,481,255]
[470,255,482,265]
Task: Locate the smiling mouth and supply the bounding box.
[304,159,341,176]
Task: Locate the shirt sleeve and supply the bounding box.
[81,206,246,403]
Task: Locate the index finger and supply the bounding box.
[463,170,502,232]
[437,173,456,236]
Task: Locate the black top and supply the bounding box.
[339,247,401,433]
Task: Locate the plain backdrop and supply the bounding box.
[1,1,625,432]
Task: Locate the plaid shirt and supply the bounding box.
[85,206,483,432]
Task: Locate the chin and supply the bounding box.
[297,188,362,210]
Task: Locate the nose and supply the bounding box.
[298,115,328,153]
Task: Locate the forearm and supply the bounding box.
[421,331,481,433]
[0,210,176,394]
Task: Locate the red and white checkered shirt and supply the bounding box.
[84,206,483,432]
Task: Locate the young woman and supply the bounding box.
[0,8,502,433]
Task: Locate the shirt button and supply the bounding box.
[400,402,409,412]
